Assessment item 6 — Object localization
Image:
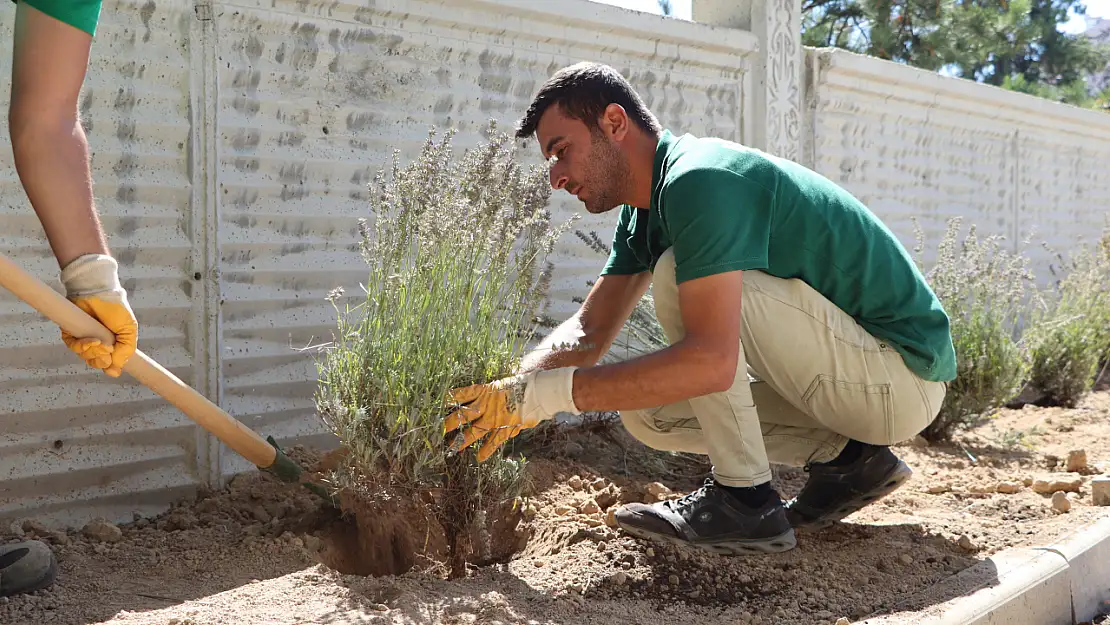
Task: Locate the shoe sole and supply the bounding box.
[790,460,913,531]
[615,521,797,556]
[1,557,57,598]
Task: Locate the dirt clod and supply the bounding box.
[1093,476,1110,506]
[1051,491,1072,513]
[1067,449,1089,473]
[81,519,122,543]
[1032,473,1083,494]
[995,481,1022,494]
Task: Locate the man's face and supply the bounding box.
[536,105,631,214]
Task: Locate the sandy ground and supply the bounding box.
[3,389,1110,625]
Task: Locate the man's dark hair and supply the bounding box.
[515,62,661,139]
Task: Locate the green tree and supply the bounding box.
[802,0,1110,108]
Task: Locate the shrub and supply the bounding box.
[912,217,1037,441]
[311,123,574,577]
[1024,227,1110,407]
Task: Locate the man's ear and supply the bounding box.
[601,103,629,141]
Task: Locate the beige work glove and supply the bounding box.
[444,367,580,461]
[59,254,139,378]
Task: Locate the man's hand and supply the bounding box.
[444,367,580,461]
[59,254,138,377]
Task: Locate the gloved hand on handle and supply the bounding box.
[59,254,138,378]
[444,366,581,462]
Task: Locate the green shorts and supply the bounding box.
[13,0,102,36]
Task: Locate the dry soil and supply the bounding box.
[3,389,1110,625]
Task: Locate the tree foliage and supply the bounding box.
[802,0,1110,108]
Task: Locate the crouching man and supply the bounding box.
[444,62,956,555]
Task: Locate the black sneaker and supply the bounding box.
[784,442,912,530]
[612,479,797,555]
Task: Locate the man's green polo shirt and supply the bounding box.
[601,130,957,383]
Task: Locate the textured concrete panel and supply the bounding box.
[805,48,1110,283]
[0,0,206,527]
[212,0,758,477]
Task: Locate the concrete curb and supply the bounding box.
[858,512,1110,625]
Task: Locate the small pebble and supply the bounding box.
[900,554,913,565]
[1066,449,1087,473]
[1051,491,1071,513]
[836,619,851,625]
[579,499,600,515]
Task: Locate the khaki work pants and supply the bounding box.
[619,248,947,487]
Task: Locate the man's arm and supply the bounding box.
[9,4,140,378]
[519,271,652,372]
[569,269,743,412]
[11,2,109,268]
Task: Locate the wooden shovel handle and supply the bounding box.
[0,253,277,469]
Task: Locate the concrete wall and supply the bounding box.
[0,0,1106,528]
[0,0,765,527]
[802,47,1110,279]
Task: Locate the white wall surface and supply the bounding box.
[0,0,760,526]
[803,47,1110,280]
[1,0,1106,529]
[0,0,213,529]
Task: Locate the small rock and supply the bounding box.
[591,478,607,491]
[1051,491,1071,513]
[1032,473,1082,494]
[900,554,913,565]
[568,475,584,490]
[522,505,538,520]
[579,499,600,515]
[836,619,851,625]
[995,481,1022,494]
[957,535,976,551]
[251,506,271,523]
[927,484,949,494]
[554,505,575,516]
[605,508,619,527]
[533,559,545,567]
[668,574,680,586]
[1092,476,1110,506]
[370,603,389,612]
[21,519,50,537]
[646,482,670,497]
[303,535,322,552]
[596,488,619,509]
[1023,477,1034,487]
[82,519,122,543]
[613,571,628,585]
[1067,450,1088,473]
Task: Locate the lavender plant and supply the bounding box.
[1025,226,1110,407]
[912,217,1038,441]
[311,123,575,571]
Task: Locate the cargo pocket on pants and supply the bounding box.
[801,374,895,445]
